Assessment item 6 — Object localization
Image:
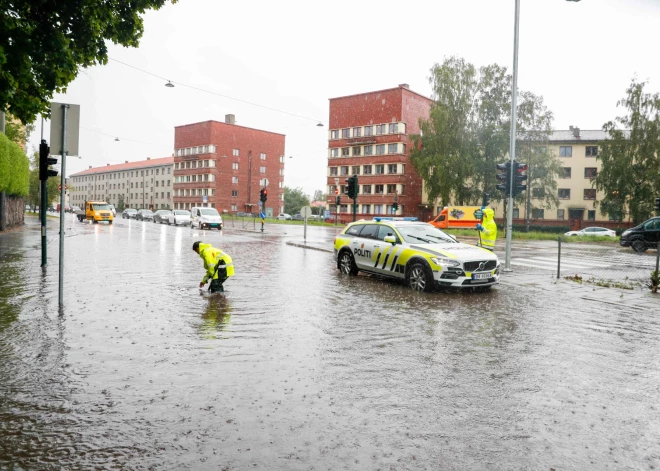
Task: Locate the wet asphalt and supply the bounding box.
[0,216,659,470]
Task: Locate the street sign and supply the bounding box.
[58,184,62,191]
[301,206,312,218]
[263,178,269,187]
[202,195,208,203]
[50,102,81,156]
[260,212,266,219]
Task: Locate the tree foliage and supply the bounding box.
[594,78,660,224]
[410,56,559,213]
[0,132,29,196]
[0,0,176,124]
[27,149,58,208]
[283,187,309,215]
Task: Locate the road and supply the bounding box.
[0,216,658,470]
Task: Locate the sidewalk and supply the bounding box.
[285,237,660,311]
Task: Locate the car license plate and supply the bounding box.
[472,273,491,281]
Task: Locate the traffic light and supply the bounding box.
[39,140,58,181]
[345,175,358,199]
[655,196,660,212]
[335,196,341,206]
[495,162,510,194]
[260,188,268,203]
[481,192,490,207]
[392,194,399,212]
[512,161,528,196]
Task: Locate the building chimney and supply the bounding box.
[572,127,580,138]
[569,125,574,130]
[147,157,151,160]
[89,166,92,169]
[399,83,410,89]
[107,163,110,166]
[125,160,128,163]
[225,114,236,125]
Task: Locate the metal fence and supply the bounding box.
[557,238,660,289]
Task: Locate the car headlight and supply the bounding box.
[94,211,100,216]
[431,257,460,267]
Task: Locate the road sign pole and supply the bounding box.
[58,104,69,309]
[41,180,47,266]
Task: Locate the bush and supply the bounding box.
[498,224,570,234]
[0,133,29,196]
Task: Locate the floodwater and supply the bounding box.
[1,216,659,470]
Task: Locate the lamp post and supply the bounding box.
[504,0,581,271]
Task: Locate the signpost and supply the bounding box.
[301,206,312,241]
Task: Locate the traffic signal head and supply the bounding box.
[392,202,399,212]
[495,161,511,194]
[260,188,268,203]
[512,161,528,196]
[39,140,58,181]
[335,196,341,206]
[655,196,660,211]
[345,175,358,199]
[482,192,490,207]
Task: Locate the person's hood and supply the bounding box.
[198,242,212,257]
[483,208,495,222]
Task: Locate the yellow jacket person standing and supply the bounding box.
[476,208,497,251]
[193,241,235,293]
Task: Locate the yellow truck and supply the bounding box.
[76,201,114,224]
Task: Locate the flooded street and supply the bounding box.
[1,216,659,470]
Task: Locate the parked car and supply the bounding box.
[564,227,616,238]
[153,209,172,224]
[136,209,154,221]
[308,215,322,221]
[190,206,223,230]
[122,208,137,219]
[71,205,81,214]
[167,209,191,226]
[277,213,292,220]
[620,216,660,252]
[293,213,304,221]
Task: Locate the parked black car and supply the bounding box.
[153,210,172,224]
[122,208,137,219]
[136,209,154,221]
[620,216,660,252]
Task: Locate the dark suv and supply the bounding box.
[620,216,660,252]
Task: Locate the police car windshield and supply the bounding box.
[398,224,455,244]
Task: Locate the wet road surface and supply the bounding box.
[1,216,659,470]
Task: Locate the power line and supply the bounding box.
[108,57,324,125]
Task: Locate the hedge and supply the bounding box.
[496,223,570,234]
[0,132,29,197]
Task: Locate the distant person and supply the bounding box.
[192,241,235,293]
[476,208,497,251]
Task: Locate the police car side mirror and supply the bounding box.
[384,235,396,245]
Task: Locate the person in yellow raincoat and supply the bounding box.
[475,207,497,251]
[192,241,235,293]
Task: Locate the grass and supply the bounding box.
[443,228,619,243]
[223,215,340,228]
[564,274,638,290]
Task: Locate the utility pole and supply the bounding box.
[0,111,5,232]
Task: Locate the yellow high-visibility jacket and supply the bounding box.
[479,208,497,250]
[198,243,235,284]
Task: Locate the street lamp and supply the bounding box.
[504,0,580,271]
[165,80,175,88]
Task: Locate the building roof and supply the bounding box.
[549,129,609,142]
[329,84,432,103]
[174,120,285,137]
[70,156,173,177]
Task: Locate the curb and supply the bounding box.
[285,241,333,253]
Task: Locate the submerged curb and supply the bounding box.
[286,241,333,253]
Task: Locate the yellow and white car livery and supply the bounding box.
[334,218,500,292]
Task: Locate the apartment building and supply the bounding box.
[69,157,174,210]
[326,84,433,220]
[173,115,285,216]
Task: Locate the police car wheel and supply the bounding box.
[406,262,433,292]
[338,250,358,275]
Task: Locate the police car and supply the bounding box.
[334,217,500,292]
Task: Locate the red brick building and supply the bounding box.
[173,115,286,216]
[326,84,432,220]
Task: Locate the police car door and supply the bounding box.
[372,225,404,277]
[353,224,379,271]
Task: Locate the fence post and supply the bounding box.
[557,236,561,279]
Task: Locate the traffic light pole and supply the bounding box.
[504,0,520,272]
[58,104,69,309]
[40,179,47,267]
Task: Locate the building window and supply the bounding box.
[587,210,596,221]
[389,123,398,134]
[374,204,384,215]
[532,188,545,199]
[232,177,239,184]
[559,146,572,157]
[557,209,565,220]
[374,164,384,175]
[331,130,339,139]
[232,163,239,170]
[352,146,361,156]
[584,189,596,200]
[260,166,266,173]
[353,127,361,138]
[584,167,597,179]
[342,128,350,138]
[586,146,598,157]
[375,184,384,194]
[363,165,372,175]
[388,143,398,154]
[364,145,373,156]
[561,167,571,178]
[558,189,570,199]
[351,166,360,175]
[260,153,266,160]
[341,147,350,157]
[388,164,398,174]
[233,149,239,156]
[364,126,373,137]
[330,167,338,176]
[331,148,339,157]
[376,124,386,135]
[232,190,238,197]
[531,208,545,219]
[341,166,349,176]
[362,204,371,214]
[387,184,397,194]
[376,145,385,155]
[362,185,372,194]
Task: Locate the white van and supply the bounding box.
[190,206,223,230]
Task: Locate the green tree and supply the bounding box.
[117,194,126,213]
[312,189,325,202]
[0,0,177,124]
[594,78,660,224]
[284,187,310,215]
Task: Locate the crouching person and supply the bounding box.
[193,241,235,293]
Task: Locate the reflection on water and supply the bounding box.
[0,219,658,470]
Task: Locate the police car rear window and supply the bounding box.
[358,225,379,239]
[346,225,364,236]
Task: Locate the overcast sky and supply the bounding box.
[29,0,660,197]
